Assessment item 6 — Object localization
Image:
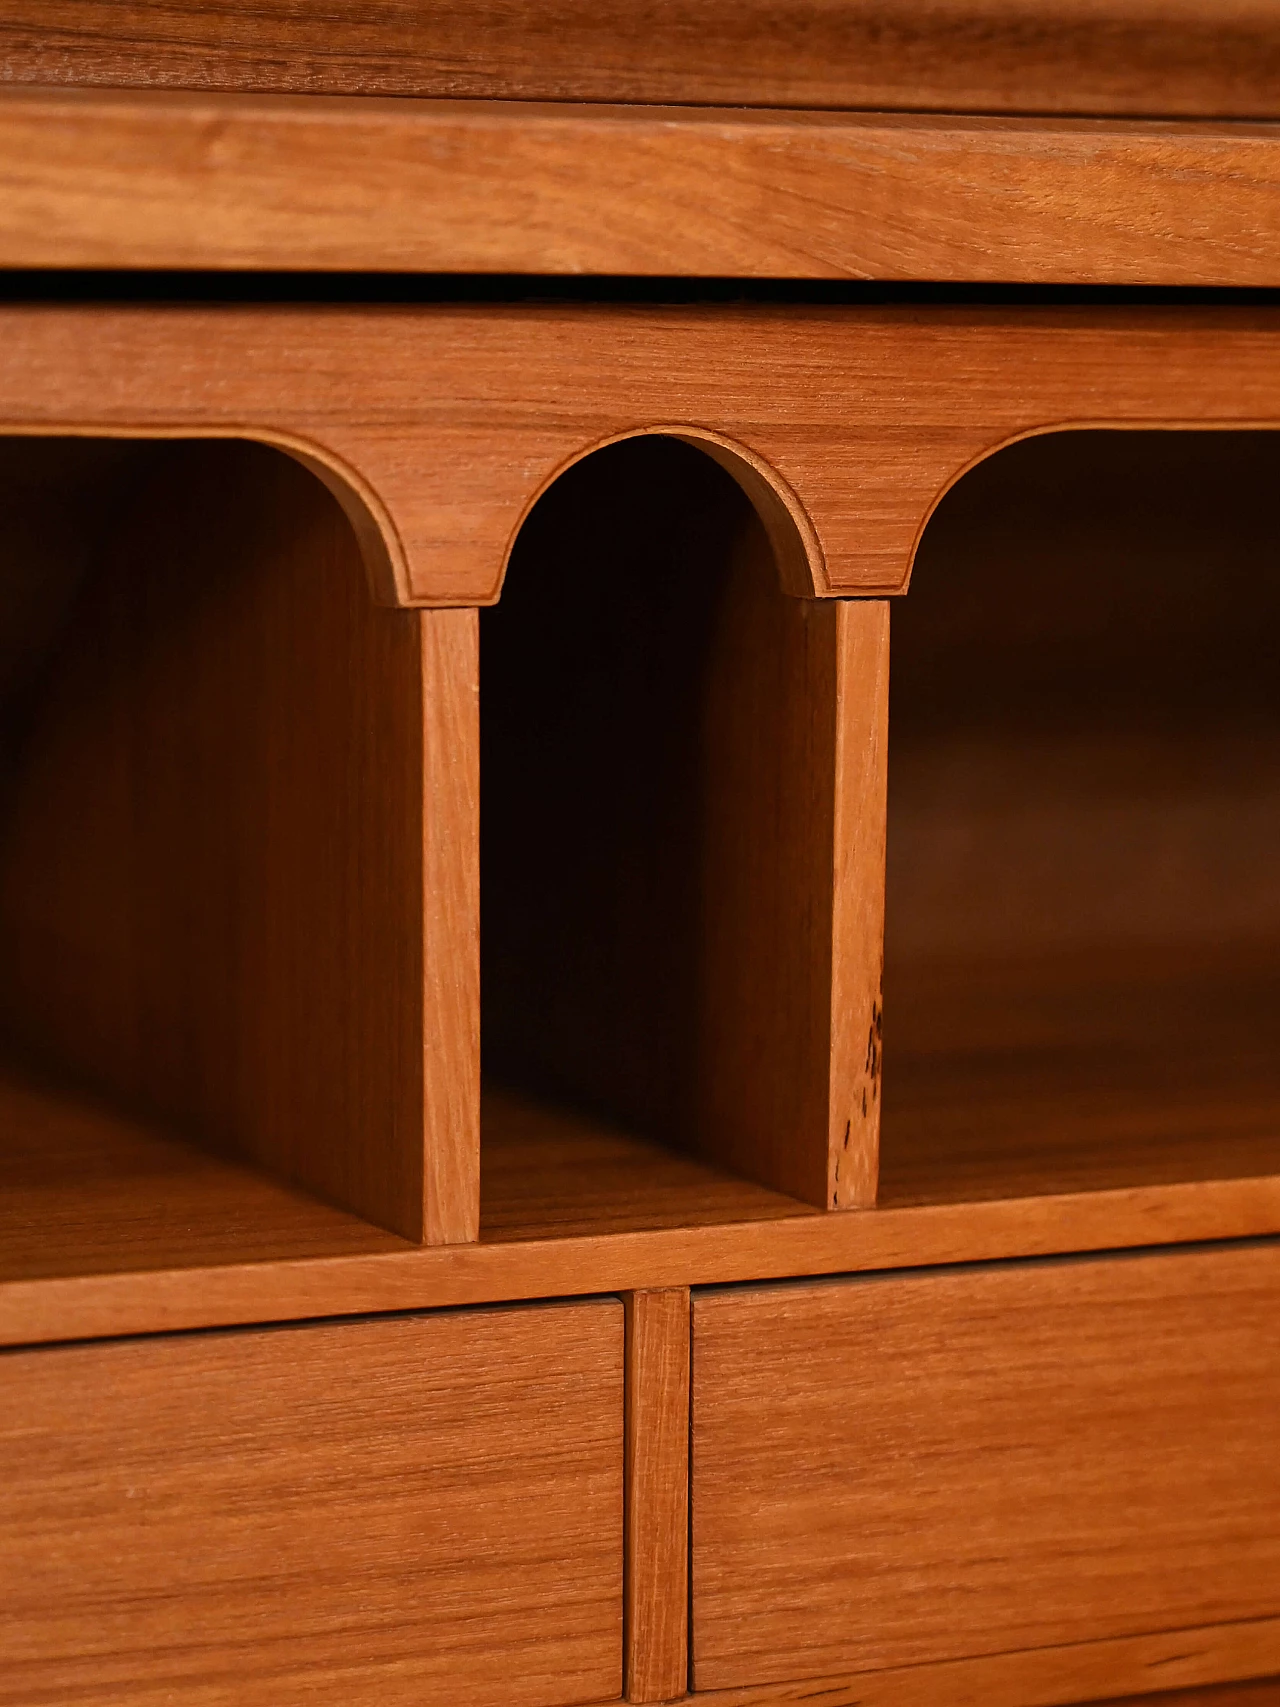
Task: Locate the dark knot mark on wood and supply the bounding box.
[864,996,884,1086]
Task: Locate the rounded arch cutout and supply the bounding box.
[904,419,1280,595]
[890,421,1280,756]
[0,423,409,608]
[498,425,826,601]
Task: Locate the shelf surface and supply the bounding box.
[481,1088,811,1242]
[881,942,1280,1207]
[4,968,1280,1348]
[0,1064,410,1285]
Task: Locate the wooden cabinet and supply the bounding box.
[0,1300,623,1707]
[690,1244,1280,1691]
[5,34,1280,1703]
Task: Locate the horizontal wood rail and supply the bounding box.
[5,1172,1280,1349]
[4,1,1280,121]
[638,1620,1280,1706]
[4,89,1280,281]
[6,304,1280,603]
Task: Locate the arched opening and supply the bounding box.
[0,435,437,1277]
[883,429,1280,1204]
[479,435,859,1231]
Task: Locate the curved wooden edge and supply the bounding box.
[0,421,412,605]
[5,88,1280,285]
[496,423,827,599]
[671,430,827,599]
[901,417,1280,593]
[6,305,1280,605]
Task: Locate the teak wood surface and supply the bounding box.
[0,439,478,1246]
[690,1242,1280,1692]
[7,304,1280,605]
[0,1299,624,1707]
[624,1289,690,1703]
[684,1638,1280,1707]
[5,0,1280,118]
[4,89,1280,282]
[883,427,1280,1208]
[482,442,884,1211]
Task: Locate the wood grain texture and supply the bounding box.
[420,604,481,1243]
[625,1289,690,1703]
[0,439,477,1244]
[0,1062,412,1281]
[1097,1682,1280,1706]
[10,305,1280,605]
[883,428,1280,1208]
[880,944,1280,1209]
[9,950,1278,1328]
[482,437,875,1210]
[689,1629,1280,1707]
[4,0,1280,118]
[7,1162,1280,1349]
[5,91,1280,283]
[891,429,1280,956]
[690,1244,1280,1691]
[0,1299,623,1707]
[481,1090,809,1241]
[696,533,885,1209]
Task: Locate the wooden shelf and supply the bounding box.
[6,0,1280,123]
[480,1088,811,1242]
[0,1065,409,1286]
[4,88,1280,284]
[881,943,1280,1208]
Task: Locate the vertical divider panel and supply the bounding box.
[420,605,481,1245]
[625,1287,691,1703]
[697,518,889,1208]
[828,598,890,1208]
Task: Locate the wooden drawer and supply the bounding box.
[1,1300,622,1707]
[691,1244,1280,1692]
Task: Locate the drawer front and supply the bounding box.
[2,1300,622,1707]
[691,1244,1280,1691]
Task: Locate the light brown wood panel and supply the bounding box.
[0,1299,623,1707]
[696,535,886,1208]
[420,602,481,1242]
[690,1244,1280,1692]
[482,437,880,1210]
[6,90,1280,283]
[0,439,478,1244]
[3,0,1280,118]
[8,307,1280,606]
[624,1288,690,1703]
[692,1630,1280,1707]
